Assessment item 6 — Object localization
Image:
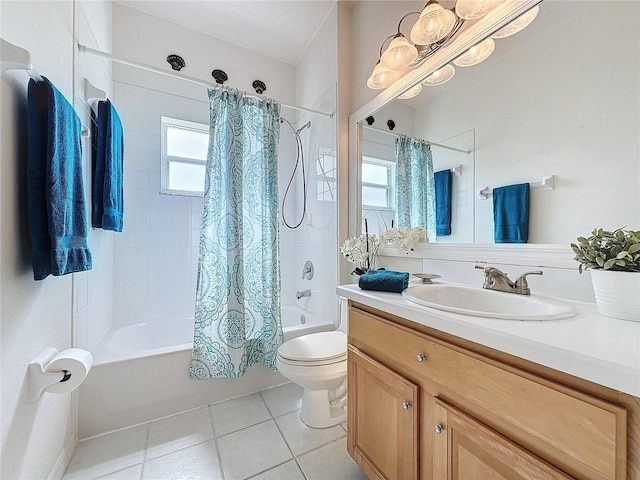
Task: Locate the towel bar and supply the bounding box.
[478,175,554,200]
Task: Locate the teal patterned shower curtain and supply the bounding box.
[395,135,437,242]
[190,88,283,379]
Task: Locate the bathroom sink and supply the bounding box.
[402,284,577,320]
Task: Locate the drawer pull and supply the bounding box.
[402,402,411,410]
[434,424,443,434]
[416,354,426,362]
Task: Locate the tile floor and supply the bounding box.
[63,383,367,480]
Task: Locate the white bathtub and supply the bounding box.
[79,305,334,439]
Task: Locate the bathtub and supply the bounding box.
[78,305,334,439]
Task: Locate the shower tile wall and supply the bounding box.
[112,82,207,326]
[112,81,301,326]
[291,86,338,326]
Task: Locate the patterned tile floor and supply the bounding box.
[63,383,366,480]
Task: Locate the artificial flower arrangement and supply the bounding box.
[341,221,427,275]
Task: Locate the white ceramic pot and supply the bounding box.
[590,269,640,322]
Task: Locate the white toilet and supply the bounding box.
[276,301,348,428]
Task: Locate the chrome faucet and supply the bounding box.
[296,289,311,299]
[475,265,543,295]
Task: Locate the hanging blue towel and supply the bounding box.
[359,269,410,293]
[434,169,452,236]
[493,183,530,243]
[92,99,124,231]
[27,77,92,280]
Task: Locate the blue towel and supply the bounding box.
[27,77,92,280]
[434,169,452,236]
[359,269,410,293]
[92,99,124,231]
[493,183,530,243]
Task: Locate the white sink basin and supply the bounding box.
[402,284,577,320]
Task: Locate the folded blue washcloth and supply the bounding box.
[493,183,530,243]
[358,269,410,293]
[434,169,452,236]
[92,99,124,231]
[27,77,92,280]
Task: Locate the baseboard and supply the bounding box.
[47,437,76,480]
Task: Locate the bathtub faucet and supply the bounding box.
[296,289,311,300]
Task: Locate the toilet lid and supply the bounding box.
[278,331,347,362]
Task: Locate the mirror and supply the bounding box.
[357,1,639,244]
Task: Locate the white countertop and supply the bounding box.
[337,283,640,398]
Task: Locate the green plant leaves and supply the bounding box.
[571,227,640,273]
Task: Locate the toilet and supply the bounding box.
[276,300,348,428]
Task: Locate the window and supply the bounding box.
[161,116,209,196]
[362,156,394,210]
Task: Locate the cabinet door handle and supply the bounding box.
[416,354,426,362]
[402,402,411,410]
[434,424,443,434]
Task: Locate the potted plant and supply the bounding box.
[571,227,640,321]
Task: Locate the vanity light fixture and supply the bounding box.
[453,37,495,67]
[410,1,457,45]
[398,82,423,99]
[366,61,400,90]
[421,64,456,86]
[380,33,418,70]
[368,1,540,96]
[455,0,496,21]
[492,5,539,38]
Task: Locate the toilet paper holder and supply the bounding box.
[29,348,74,402]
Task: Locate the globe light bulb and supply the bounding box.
[410,1,456,45]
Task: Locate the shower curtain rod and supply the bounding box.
[362,125,470,154]
[77,44,334,119]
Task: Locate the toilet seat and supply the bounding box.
[277,331,347,366]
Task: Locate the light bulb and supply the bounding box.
[453,37,495,67]
[380,34,418,70]
[455,0,496,20]
[421,64,456,86]
[367,62,400,90]
[410,1,456,45]
[491,5,539,39]
[398,83,422,99]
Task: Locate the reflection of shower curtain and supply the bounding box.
[190,88,283,379]
[395,135,437,242]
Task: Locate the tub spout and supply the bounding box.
[296,289,311,300]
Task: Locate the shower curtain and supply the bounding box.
[190,88,283,379]
[395,135,437,242]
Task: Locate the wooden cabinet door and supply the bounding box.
[432,398,573,480]
[347,346,419,480]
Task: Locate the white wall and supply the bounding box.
[0,1,113,478]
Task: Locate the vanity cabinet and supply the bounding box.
[347,348,419,480]
[346,302,632,480]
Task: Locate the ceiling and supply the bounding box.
[116,1,336,65]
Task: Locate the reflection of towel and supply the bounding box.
[92,99,124,231]
[27,77,92,280]
[359,269,410,293]
[434,169,452,236]
[493,183,530,243]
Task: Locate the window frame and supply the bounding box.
[160,116,209,197]
[361,156,395,211]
